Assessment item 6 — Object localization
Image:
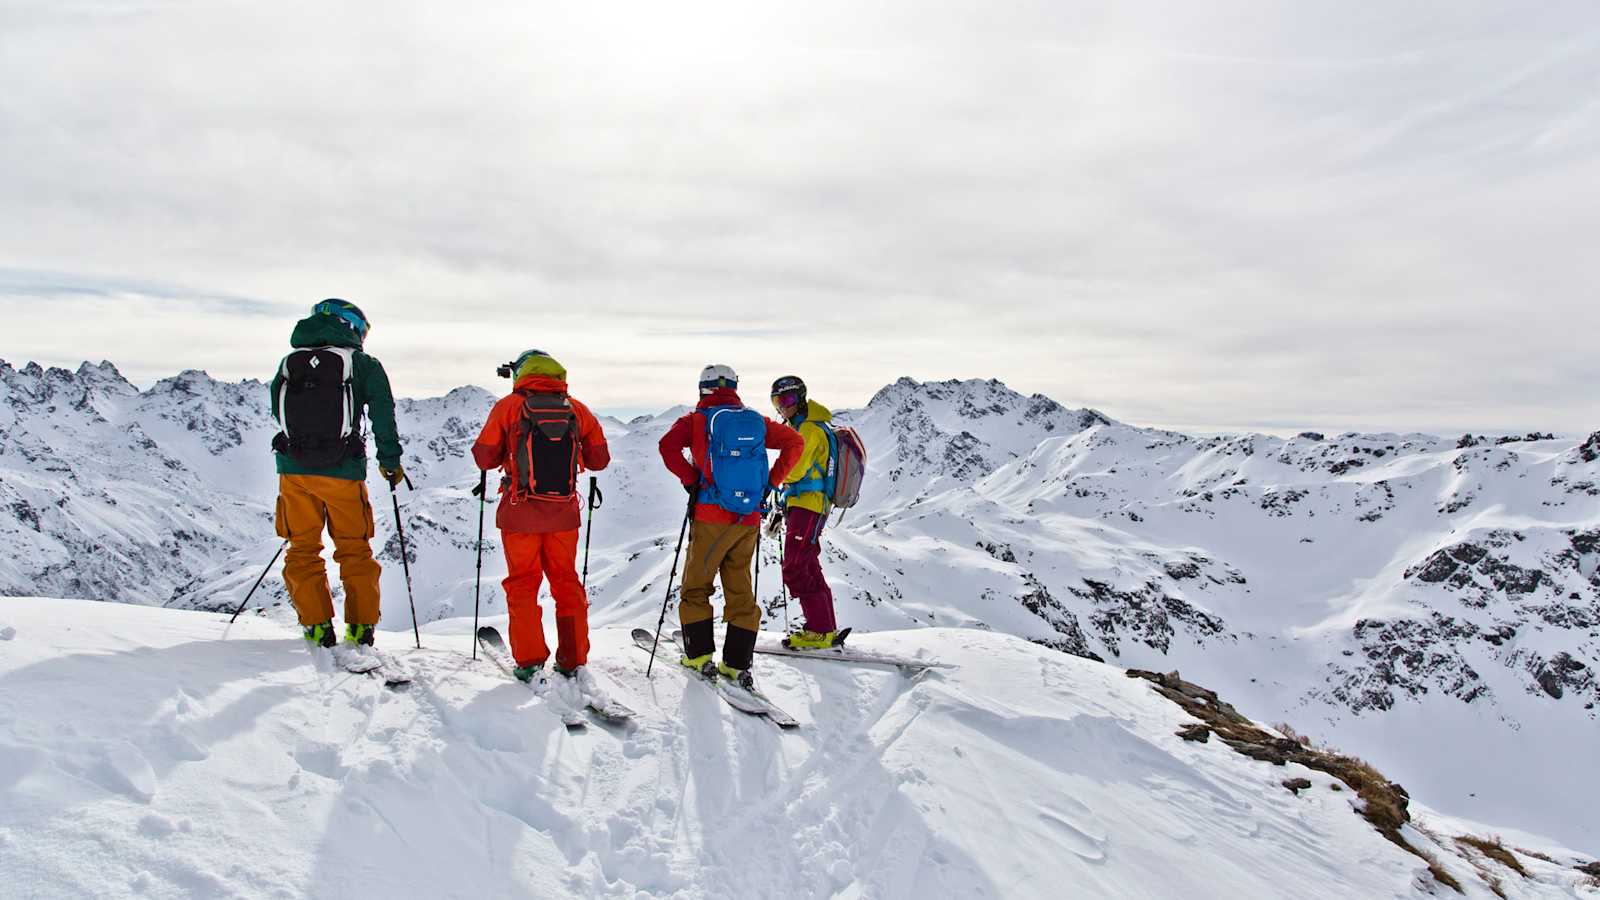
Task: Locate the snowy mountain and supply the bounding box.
[2,596,1595,899]
[1,359,1597,852]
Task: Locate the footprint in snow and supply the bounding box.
[95,740,157,802]
[292,744,347,780]
[1038,808,1108,862]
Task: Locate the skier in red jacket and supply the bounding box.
[657,364,804,688]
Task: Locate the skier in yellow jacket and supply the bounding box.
[768,375,840,649]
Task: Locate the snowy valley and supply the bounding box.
[2,358,1599,897]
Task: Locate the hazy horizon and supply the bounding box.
[3,2,1596,436]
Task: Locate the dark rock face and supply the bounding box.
[1531,652,1594,700]
[1016,574,1102,663]
[1072,578,1228,657]
[1577,432,1600,464]
[1326,615,1489,712]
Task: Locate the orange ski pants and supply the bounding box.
[501,529,589,670]
[274,474,382,627]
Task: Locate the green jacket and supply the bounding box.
[269,314,402,481]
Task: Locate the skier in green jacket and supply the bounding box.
[268,300,404,649]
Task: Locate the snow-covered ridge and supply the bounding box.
[1,359,1597,850]
[1,597,1593,899]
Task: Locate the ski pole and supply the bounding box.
[228,540,287,624]
[472,469,487,660]
[390,475,422,650]
[647,490,696,677]
[581,476,603,590]
[779,518,790,634]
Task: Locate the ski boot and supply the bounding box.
[682,652,718,680]
[344,623,376,646]
[783,629,838,651]
[303,621,336,648]
[717,662,757,692]
[513,660,545,684]
[553,664,597,691]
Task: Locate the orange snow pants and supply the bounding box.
[274,475,381,627]
[501,529,589,671]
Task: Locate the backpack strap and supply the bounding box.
[786,420,835,496]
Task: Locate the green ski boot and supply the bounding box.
[303,621,336,648]
[783,629,838,651]
[344,623,376,646]
[717,662,757,692]
[513,661,544,684]
[682,652,717,679]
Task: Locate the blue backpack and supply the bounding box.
[699,405,769,516]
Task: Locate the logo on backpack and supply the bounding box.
[511,391,580,501]
[273,347,362,467]
[699,406,769,517]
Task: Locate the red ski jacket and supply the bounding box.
[472,374,610,534]
[658,388,804,526]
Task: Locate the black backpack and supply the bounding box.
[272,347,363,467]
[510,391,579,501]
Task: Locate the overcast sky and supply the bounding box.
[2,1,1596,434]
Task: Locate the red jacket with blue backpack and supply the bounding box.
[658,388,805,526]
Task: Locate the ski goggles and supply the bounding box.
[314,301,370,338]
[771,390,803,410]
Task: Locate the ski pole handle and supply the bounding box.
[588,476,603,511]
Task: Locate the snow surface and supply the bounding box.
[3,596,1593,899]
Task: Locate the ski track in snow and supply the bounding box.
[2,598,1595,899]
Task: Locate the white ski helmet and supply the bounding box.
[698,364,738,395]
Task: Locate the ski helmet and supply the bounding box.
[312,299,369,339]
[512,349,567,381]
[699,364,738,395]
[770,375,806,413]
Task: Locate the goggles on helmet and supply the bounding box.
[313,300,370,338]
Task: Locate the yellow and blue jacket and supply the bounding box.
[781,400,833,515]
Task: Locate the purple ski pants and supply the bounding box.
[781,506,836,633]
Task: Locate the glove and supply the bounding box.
[764,507,786,539]
[380,463,406,488]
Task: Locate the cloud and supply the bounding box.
[1,1,1597,434]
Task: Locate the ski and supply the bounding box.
[566,672,636,725]
[314,642,413,688]
[631,628,799,728]
[476,627,587,730]
[755,629,955,674]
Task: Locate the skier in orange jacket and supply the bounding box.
[471,350,609,682]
